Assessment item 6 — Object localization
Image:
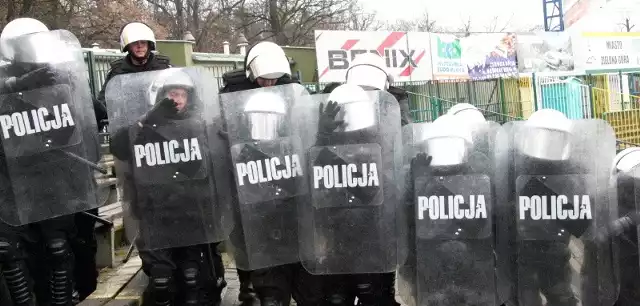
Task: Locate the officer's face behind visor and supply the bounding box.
[166,88,188,112]
[128,40,149,59]
[256,77,277,87]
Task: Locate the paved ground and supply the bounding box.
[80,250,406,306]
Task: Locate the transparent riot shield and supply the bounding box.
[105,67,233,250]
[220,83,310,271]
[495,118,618,306]
[293,88,405,274]
[398,120,501,306]
[0,29,100,225]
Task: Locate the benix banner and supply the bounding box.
[430,32,518,80]
[313,30,640,82]
[516,32,575,73]
[314,30,433,83]
[574,32,640,72]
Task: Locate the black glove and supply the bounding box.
[110,128,131,161]
[139,98,178,125]
[410,152,432,178]
[14,66,57,90]
[317,101,344,137]
[217,129,229,140]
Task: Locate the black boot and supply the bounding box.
[237,269,255,304]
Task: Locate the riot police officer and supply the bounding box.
[299,82,404,306]
[495,109,618,306]
[399,111,500,306]
[315,53,409,306]
[220,40,324,306]
[601,148,640,305]
[95,21,172,130]
[0,17,103,306]
[108,68,232,306]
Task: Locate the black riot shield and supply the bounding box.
[293,88,405,274]
[398,118,501,306]
[220,83,310,271]
[0,29,100,226]
[105,67,233,250]
[495,117,618,306]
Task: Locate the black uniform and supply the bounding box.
[91,52,173,303]
[317,84,410,306]
[110,91,221,306]
[610,171,640,306]
[221,68,325,306]
[503,157,591,306]
[0,62,101,306]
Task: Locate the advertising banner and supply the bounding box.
[516,32,575,73]
[430,32,518,80]
[575,32,640,72]
[314,30,433,83]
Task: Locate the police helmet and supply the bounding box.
[243,90,288,140]
[0,18,49,61]
[613,147,640,174]
[518,109,573,161]
[345,53,393,90]
[149,68,194,105]
[245,41,291,81]
[327,83,375,132]
[120,22,156,53]
[420,114,473,167]
[447,103,486,125]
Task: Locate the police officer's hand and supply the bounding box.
[411,153,432,177]
[16,66,57,89]
[141,98,178,125]
[317,100,344,136]
[412,153,432,168]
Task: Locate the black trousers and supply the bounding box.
[140,244,222,306]
[251,262,324,306]
[322,272,399,306]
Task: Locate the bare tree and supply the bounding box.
[232,0,354,46]
[344,2,383,31]
[387,12,439,31]
[457,16,472,36]
[144,0,245,51]
[484,14,513,32]
[619,17,636,32]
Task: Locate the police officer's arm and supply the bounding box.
[110,127,132,161]
[388,86,412,126]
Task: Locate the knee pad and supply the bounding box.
[0,240,14,261]
[327,293,348,306]
[261,297,284,306]
[46,238,70,262]
[182,267,199,289]
[152,276,171,293]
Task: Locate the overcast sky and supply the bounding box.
[358,0,638,32]
[360,0,544,30]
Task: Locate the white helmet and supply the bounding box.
[346,53,392,90]
[518,109,573,161]
[0,18,49,61]
[420,114,473,167]
[245,41,291,81]
[327,83,375,132]
[243,91,288,140]
[148,68,194,104]
[612,147,640,174]
[120,22,156,52]
[447,103,486,125]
